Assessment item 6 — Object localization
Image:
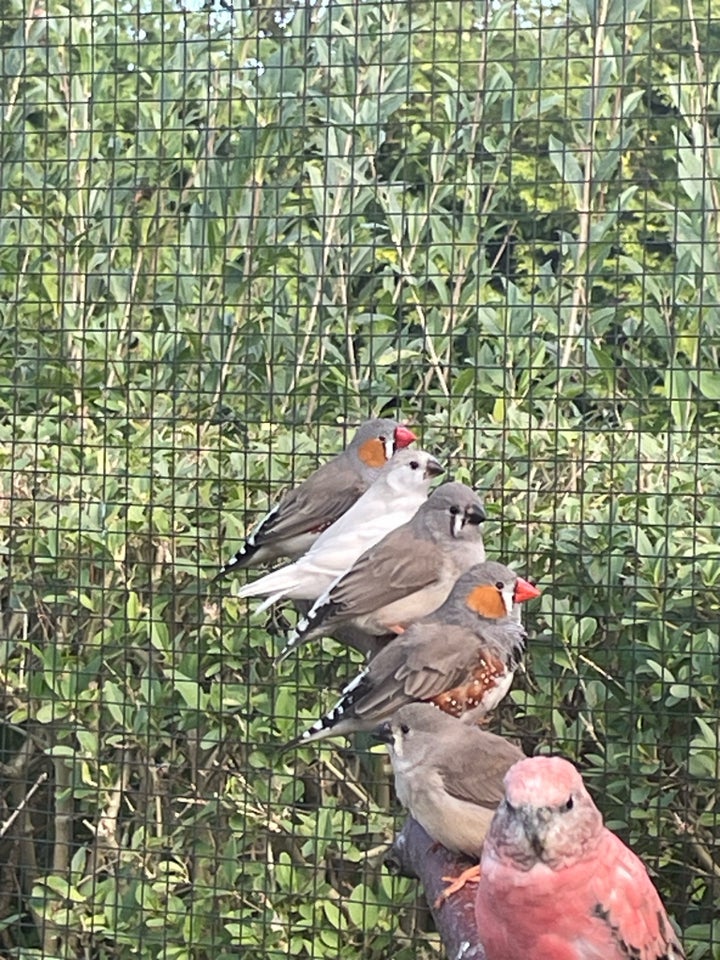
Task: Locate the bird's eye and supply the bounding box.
[566,797,574,810]
[409,460,419,470]
[449,506,460,515]
[378,435,386,442]
[400,723,410,735]
[495,580,505,590]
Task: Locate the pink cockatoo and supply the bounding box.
[475,756,685,960]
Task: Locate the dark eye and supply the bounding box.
[449,506,460,515]
[409,461,419,470]
[400,723,410,734]
[566,797,574,810]
[496,581,504,590]
[378,434,386,442]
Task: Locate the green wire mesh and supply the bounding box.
[1,1,719,957]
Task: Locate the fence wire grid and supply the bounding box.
[1,0,719,957]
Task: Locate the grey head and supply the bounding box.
[418,481,487,539]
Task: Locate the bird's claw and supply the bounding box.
[433,864,481,909]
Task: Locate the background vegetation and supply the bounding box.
[1,0,719,956]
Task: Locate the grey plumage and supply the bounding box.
[373,703,525,857]
[277,481,487,662]
[287,561,537,747]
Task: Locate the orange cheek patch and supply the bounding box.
[358,437,387,467]
[465,585,506,619]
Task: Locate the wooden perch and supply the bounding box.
[385,817,486,960]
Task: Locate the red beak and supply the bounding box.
[514,577,541,604]
[394,425,417,449]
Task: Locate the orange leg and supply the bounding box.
[433,864,481,908]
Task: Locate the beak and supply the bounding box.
[424,456,445,479]
[518,805,551,857]
[498,800,547,856]
[393,425,417,450]
[514,577,541,604]
[464,503,487,526]
[371,721,394,745]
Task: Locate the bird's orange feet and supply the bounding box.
[433,864,481,908]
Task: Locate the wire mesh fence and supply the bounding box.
[2,0,719,956]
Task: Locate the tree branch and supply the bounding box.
[0,772,48,839]
[385,818,486,960]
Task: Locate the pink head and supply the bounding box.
[503,756,585,808]
[486,756,603,870]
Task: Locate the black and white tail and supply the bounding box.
[275,599,337,665]
[215,539,261,579]
[216,503,280,579]
[285,669,370,747]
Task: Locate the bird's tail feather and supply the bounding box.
[215,541,258,580]
[254,591,286,615]
[236,565,299,602]
[282,668,370,745]
[275,598,341,664]
[274,613,314,665]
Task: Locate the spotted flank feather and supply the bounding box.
[429,653,508,716]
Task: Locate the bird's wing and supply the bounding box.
[248,458,366,548]
[587,831,686,960]
[351,626,474,719]
[319,528,440,618]
[258,500,422,608]
[436,734,524,810]
[398,624,485,696]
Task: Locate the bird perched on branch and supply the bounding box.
[276,481,487,662]
[287,561,540,746]
[217,418,417,577]
[475,756,686,960]
[234,449,444,613]
[373,703,524,904]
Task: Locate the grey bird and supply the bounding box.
[286,561,540,747]
[235,449,445,613]
[373,703,524,861]
[276,482,487,663]
[217,418,417,577]
[375,703,525,905]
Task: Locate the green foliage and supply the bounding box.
[1,0,719,957]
